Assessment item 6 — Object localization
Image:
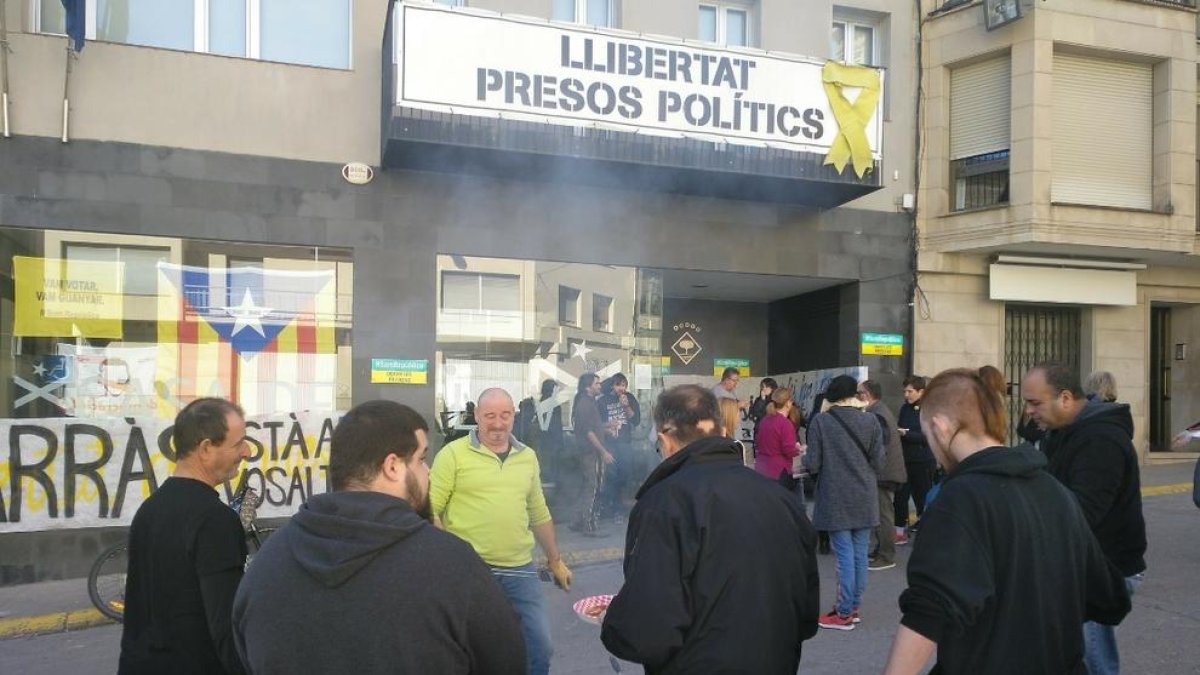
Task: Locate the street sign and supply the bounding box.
[861,332,904,356]
[714,358,751,377]
[371,358,429,384]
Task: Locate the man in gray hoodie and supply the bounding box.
[232,400,525,674]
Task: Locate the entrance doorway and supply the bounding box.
[1003,304,1082,443]
[1149,305,1171,452]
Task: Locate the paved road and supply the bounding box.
[3,481,1197,673]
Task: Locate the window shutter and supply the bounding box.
[1052,54,1152,210]
[950,56,1011,160]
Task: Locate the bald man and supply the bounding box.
[430,388,571,675]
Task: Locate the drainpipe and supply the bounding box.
[1,0,11,138]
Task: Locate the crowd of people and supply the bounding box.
[116,359,1151,675]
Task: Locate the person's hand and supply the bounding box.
[602,450,616,465]
[795,442,806,455]
[739,399,750,410]
[1172,432,1191,451]
[619,393,630,407]
[548,558,572,592]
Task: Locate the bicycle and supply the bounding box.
[87,483,276,623]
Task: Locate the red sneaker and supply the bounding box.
[895,531,910,546]
[818,610,856,631]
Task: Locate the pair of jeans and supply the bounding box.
[599,439,632,518]
[492,563,554,675]
[1083,573,1144,675]
[829,528,871,617]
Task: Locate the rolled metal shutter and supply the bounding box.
[1052,54,1152,209]
[950,56,1011,160]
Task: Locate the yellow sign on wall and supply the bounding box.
[13,256,124,338]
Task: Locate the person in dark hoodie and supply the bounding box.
[601,385,819,674]
[883,368,1130,675]
[1022,362,1147,675]
[232,401,525,675]
[895,375,935,545]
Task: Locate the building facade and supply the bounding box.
[912,0,1200,463]
[0,0,916,582]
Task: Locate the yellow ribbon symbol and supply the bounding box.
[822,62,882,179]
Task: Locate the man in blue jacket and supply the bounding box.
[1023,363,1147,675]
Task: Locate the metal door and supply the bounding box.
[1003,305,1082,443]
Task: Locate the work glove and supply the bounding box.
[549,558,572,592]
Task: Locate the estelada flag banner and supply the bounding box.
[12,256,124,339]
[155,262,337,417]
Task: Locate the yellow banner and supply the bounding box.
[822,62,881,179]
[13,256,124,338]
[371,370,427,385]
[861,344,903,356]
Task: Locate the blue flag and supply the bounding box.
[61,0,85,52]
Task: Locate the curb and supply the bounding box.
[1142,482,1193,498]
[0,607,114,641]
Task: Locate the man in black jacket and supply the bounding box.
[601,385,819,674]
[1022,363,1147,675]
[232,401,525,675]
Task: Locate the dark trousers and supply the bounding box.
[599,440,632,517]
[895,461,936,528]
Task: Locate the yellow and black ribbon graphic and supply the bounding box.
[822,62,881,179]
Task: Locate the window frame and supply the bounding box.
[440,271,519,313]
[698,1,754,47]
[553,0,614,28]
[33,0,353,70]
[61,242,173,298]
[558,285,582,327]
[592,293,613,333]
[830,17,879,66]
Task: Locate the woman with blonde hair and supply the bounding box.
[1084,371,1118,403]
[719,397,752,467]
[882,367,1129,674]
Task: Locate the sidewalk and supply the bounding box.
[1,459,1193,641]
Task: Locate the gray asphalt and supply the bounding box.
[3,468,1197,674]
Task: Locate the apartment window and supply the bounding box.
[442,272,519,312]
[698,2,751,47]
[559,286,581,326]
[36,0,351,69]
[553,0,613,27]
[434,0,465,5]
[830,19,876,65]
[949,56,1011,211]
[592,294,613,332]
[1052,54,1152,210]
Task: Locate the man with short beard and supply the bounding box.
[232,401,525,674]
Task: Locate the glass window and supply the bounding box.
[64,245,170,297]
[39,0,66,34]
[97,0,194,51]
[553,0,576,21]
[209,0,247,57]
[593,294,613,332]
[698,5,717,42]
[442,272,480,311]
[434,0,464,5]
[559,286,581,326]
[586,0,611,27]
[852,25,874,66]
[831,22,846,62]
[261,0,350,69]
[725,9,747,47]
[482,274,520,312]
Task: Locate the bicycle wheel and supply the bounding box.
[87,542,128,623]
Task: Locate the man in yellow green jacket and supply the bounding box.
[431,388,572,675]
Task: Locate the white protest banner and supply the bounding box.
[0,411,340,532]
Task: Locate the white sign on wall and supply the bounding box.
[395,2,883,156]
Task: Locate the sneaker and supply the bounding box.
[869,559,897,571]
[818,610,856,631]
[851,610,862,624]
[895,532,909,546]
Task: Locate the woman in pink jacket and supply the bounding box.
[755,387,805,489]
